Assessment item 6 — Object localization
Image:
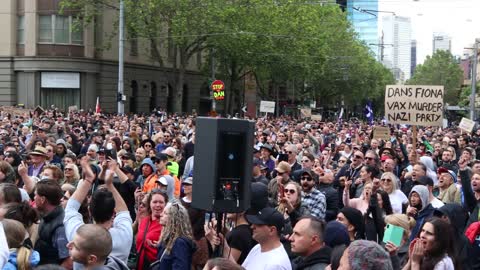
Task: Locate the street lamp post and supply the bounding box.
[471,41,478,120]
[117,0,125,114]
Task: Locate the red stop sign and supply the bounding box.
[211,80,225,92]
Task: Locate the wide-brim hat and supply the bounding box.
[29,146,48,157]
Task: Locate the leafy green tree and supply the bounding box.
[407,50,464,104]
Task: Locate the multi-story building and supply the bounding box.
[411,40,417,77]
[382,15,412,82]
[346,0,379,58]
[433,34,452,53]
[0,0,208,113]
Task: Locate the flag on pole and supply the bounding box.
[338,107,344,120]
[364,101,374,125]
[95,97,101,114]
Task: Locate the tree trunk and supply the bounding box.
[173,47,187,113]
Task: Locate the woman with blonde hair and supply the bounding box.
[380,172,408,214]
[384,214,416,269]
[63,164,80,186]
[152,200,196,270]
[1,218,40,270]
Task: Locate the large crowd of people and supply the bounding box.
[0,108,478,270]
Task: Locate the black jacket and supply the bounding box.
[292,246,332,270]
[317,182,339,222]
[34,206,65,265]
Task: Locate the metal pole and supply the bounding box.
[471,41,478,120]
[211,49,216,112]
[117,0,125,114]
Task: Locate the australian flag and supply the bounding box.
[364,101,374,125]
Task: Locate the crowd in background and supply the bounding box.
[0,108,479,270]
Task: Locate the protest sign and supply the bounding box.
[459,117,475,133]
[311,114,322,121]
[373,126,391,141]
[300,107,311,118]
[260,101,275,113]
[385,85,444,126]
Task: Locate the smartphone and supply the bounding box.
[204,213,211,225]
[278,153,288,162]
[383,224,404,247]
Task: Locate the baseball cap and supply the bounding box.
[122,152,135,161]
[182,177,193,185]
[120,166,135,175]
[97,147,106,153]
[246,207,284,231]
[156,176,168,186]
[154,153,169,162]
[437,167,457,183]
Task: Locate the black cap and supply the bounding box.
[123,152,135,161]
[120,166,135,175]
[154,153,169,162]
[260,143,273,153]
[246,207,284,232]
[97,147,106,153]
[416,176,434,187]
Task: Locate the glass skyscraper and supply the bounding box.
[346,0,379,58]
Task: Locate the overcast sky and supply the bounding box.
[378,0,480,64]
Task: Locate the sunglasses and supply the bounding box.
[301,160,310,163]
[64,168,74,171]
[144,144,152,147]
[354,155,363,159]
[381,178,392,182]
[276,171,285,176]
[301,176,313,181]
[338,160,346,163]
[365,157,374,160]
[284,188,296,194]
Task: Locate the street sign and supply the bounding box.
[211,80,225,101]
[260,101,275,113]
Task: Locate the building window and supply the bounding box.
[38,15,83,45]
[39,16,53,42]
[17,16,25,44]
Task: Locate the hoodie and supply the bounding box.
[3,249,40,270]
[137,158,157,189]
[92,256,130,270]
[409,185,434,242]
[152,237,196,270]
[434,204,471,269]
[419,156,438,185]
[292,246,332,270]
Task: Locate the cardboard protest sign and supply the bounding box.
[300,108,311,118]
[373,126,391,141]
[311,115,322,121]
[459,117,475,133]
[385,85,443,126]
[260,101,275,113]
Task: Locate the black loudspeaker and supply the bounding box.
[192,117,254,212]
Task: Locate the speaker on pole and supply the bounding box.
[192,117,254,212]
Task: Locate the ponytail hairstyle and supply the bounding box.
[2,219,33,270]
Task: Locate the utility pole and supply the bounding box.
[471,41,478,120]
[210,49,216,112]
[117,0,125,114]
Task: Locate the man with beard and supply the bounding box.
[300,171,326,219]
[401,163,426,196]
[34,179,72,268]
[437,168,461,204]
[406,185,434,241]
[335,151,364,184]
[439,149,458,172]
[242,207,291,270]
[292,153,315,182]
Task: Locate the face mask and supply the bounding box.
[106,143,113,150]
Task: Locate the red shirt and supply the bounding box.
[136,216,162,269]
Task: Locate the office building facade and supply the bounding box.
[346,0,379,58]
[382,15,412,82]
[0,0,208,113]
